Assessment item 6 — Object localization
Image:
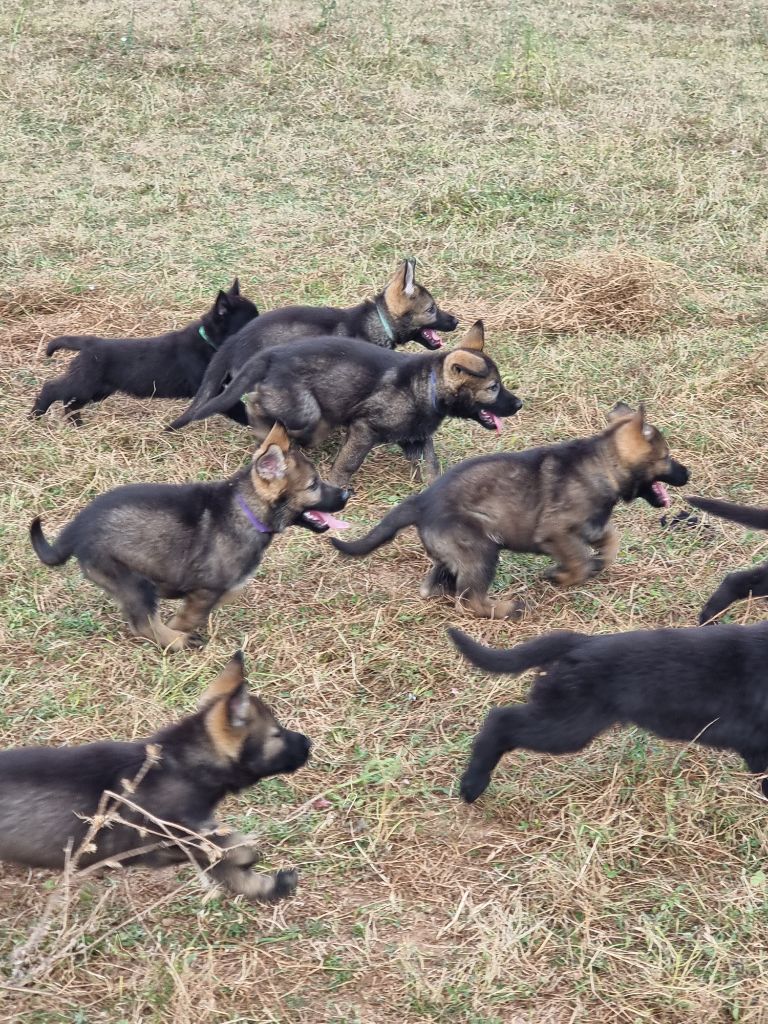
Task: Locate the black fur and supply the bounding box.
[687,496,768,623]
[450,623,768,804]
[31,279,258,424]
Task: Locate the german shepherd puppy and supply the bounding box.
[686,496,768,624]
[0,652,310,901]
[450,622,768,803]
[168,322,521,487]
[30,279,258,425]
[30,424,350,651]
[332,404,689,618]
[172,259,459,426]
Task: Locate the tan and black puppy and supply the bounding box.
[333,404,689,618]
[30,424,350,650]
[686,496,768,623]
[168,322,522,487]
[0,652,310,901]
[173,259,459,426]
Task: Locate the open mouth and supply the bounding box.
[478,409,503,435]
[300,510,351,533]
[651,481,671,507]
[420,328,444,349]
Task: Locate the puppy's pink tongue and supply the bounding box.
[422,328,444,347]
[652,482,670,507]
[482,410,503,435]
[311,512,350,530]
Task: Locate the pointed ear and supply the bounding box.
[383,259,416,315]
[215,289,231,319]
[201,653,253,759]
[229,277,241,297]
[607,401,635,421]
[256,422,291,455]
[460,320,485,352]
[443,349,488,379]
[403,258,416,297]
[253,444,287,481]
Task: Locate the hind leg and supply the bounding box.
[460,703,609,803]
[31,376,93,423]
[168,588,223,635]
[420,561,457,598]
[455,549,523,620]
[699,562,768,624]
[81,561,193,652]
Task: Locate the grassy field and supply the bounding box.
[2,0,768,1020]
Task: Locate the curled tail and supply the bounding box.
[448,627,585,675]
[331,496,421,557]
[30,517,71,566]
[46,336,93,357]
[687,496,768,532]
[167,354,260,431]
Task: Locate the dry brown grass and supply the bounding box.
[1,0,768,1021]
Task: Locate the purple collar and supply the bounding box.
[236,494,272,534]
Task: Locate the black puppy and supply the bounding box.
[687,497,768,624]
[31,279,258,424]
[450,623,768,803]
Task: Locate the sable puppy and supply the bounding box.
[0,652,310,901]
[172,259,458,426]
[168,321,521,487]
[30,423,350,651]
[31,279,258,425]
[686,496,768,624]
[450,622,768,803]
[333,404,689,618]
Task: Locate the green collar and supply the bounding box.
[374,303,396,343]
[198,324,218,351]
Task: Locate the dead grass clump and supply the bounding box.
[456,250,692,336]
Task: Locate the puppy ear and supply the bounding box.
[403,258,416,297]
[607,401,635,421]
[201,653,253,759]
[215,289,231,319]
[384,259,416,315]
[459,320,485,352]
[200,651,246,706]
[253,444,287,481]
[229,277,241,297]
[443,349,487,379]
[257,422,291,454]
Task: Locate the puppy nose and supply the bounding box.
[513,397,523,412]
[339,489,352,503]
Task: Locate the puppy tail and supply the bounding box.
[167,356,257,431]
[687,496,768,531]
[330,496,421,557]
[448,627,584,675]
[29,517,71,566]
[46,336,90,357]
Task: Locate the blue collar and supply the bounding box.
[198,324,219,351]
[374,303,396,343]
[236,494,272,534]
[428,367,440,412]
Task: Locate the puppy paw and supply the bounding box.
[459,770,491,804]
[271,868,298,901]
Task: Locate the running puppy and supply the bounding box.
[450,622,768,803]
[30,423,350,651]
[168,321,521,487]
[31,279,258,425]
[0,651,310,901]
[333,404,689,618]
[172,259,458,426]
[686,496,768,624]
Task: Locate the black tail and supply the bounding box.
[46,336,91,357]
[331,496,421,557]
[29,517,71,566]
[448,627,584,675]
[167,354,257,431]
[687,496,768,532]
